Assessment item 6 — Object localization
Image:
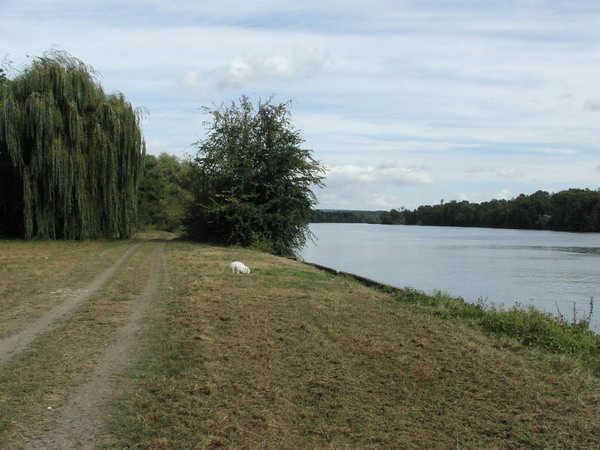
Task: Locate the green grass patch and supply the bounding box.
[379,286,600,376]
[257,268,330,279]
[255,267,335,290]
[106,299,205,447]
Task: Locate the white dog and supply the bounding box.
[229,261,250,274]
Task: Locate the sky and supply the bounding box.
[2,0,599,210]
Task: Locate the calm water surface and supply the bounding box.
[300,223,600,333]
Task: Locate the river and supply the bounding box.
[299,223,600,333]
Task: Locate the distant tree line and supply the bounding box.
[379,189,600,232]
[310,209,383,224]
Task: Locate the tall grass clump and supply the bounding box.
[383,286,600,376]
[479,299,599,374]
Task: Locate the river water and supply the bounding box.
[299,223,600,333]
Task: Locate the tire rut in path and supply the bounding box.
[21,240,167,449]
[0,242,143,369]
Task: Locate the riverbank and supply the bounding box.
[107,239,599,448]
[307,261,600,373]
[1,237,599,447]
[301,223,600,333]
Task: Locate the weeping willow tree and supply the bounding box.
[0,51,145,239]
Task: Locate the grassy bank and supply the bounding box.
[378,287,600,376]
[107,239,600,448]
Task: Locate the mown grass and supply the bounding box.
[0,238,135,338]
[382,286,600,376]
[0,240,159,446]
[106,240,600,448]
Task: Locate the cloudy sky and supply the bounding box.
[2,0,599,210]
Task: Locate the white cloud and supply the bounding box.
[210,54,294,89]
[583,98,600,111]
[464,165,493,175]
[327,164,434,188]
[495,189,511,200]
[178,47,331,91]
[178,71,204,91]
[534,148,580,155]
[496,168,524,179]
[314,163,434,209]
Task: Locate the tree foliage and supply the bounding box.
[381,189,600,232]
[310,209,383,224]
[0,51,145,239]
[184,96,325,256]
[137,153,193,231]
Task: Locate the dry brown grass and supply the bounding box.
[0,239,134,338]
[0,239,162,446]
[109,240,600,448]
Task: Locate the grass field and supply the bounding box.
[0,239,133,339]
[109,240,600,448]
[1,236,599,448]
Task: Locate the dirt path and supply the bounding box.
[0,238,168,449]
[19,240,167,449]
[0,242,142,369]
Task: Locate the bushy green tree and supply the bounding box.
[0,50,145,239]
[138,153,193,231]
[184,96,325,256]
[550,188,600,232]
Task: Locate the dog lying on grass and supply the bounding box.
[229,261,250,274]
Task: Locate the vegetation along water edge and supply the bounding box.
[1,237,599,447]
